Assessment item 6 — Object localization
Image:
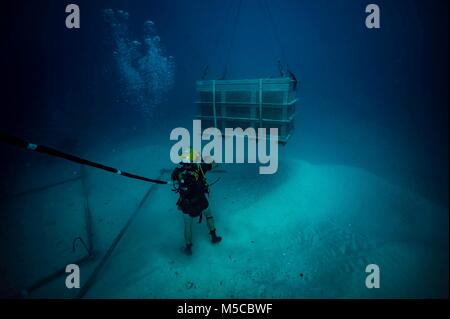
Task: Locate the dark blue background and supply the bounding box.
[0,0,448,203]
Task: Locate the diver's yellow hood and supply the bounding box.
[179,148,200,163]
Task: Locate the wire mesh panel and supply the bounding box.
[196,77,297,144]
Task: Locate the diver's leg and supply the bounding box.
[204,209,216,231]
[203,209,222,243]
[183,214,193,255]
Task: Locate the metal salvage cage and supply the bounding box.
[196,77,297,144]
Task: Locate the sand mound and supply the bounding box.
[83,153,448,298]
[1,144,447,298]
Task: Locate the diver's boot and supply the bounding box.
[184,243,193,256]
[210,229,222,244]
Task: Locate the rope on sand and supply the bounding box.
[76,169,167,298]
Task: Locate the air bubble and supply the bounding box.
[103,10,175,116]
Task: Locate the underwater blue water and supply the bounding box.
[0,0,448,298]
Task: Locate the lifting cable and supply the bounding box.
[262,0,298,88]
[222,0,243,80]
[219,0,296,81]
[201,0,237,80]
[0,132,168,185]
[261,0,288,67]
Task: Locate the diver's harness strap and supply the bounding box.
[172,163,219,224]
[198,213,215,224]
[171,163,211,194]
[0,132,168,185]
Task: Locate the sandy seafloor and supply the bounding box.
[0,130,447,299]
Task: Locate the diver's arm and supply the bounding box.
[171,167,181,189]
[171,167,180,181]
[202,156,218,171]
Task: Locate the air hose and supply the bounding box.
[0,132,168,185]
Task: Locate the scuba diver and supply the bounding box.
[171,149,222,255]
